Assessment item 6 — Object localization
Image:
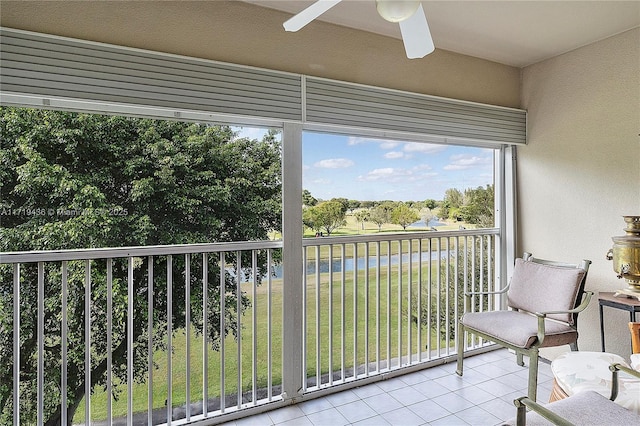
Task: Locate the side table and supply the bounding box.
[598,291,640,352]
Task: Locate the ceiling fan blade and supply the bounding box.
[283,0,343,32]
[398,4,435,59]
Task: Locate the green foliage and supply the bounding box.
[368,202,396,231]
[302,189,317,207]
[302,201,346,235]
[0,107,282,425]
[459,185,494,227]
[390,203,420,230]
[411,237,494,337]
[440,188,463,220]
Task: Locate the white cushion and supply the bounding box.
[552,351,640,414]
[631,353,640,371]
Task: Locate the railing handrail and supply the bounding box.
[302,228,499,246]
[0,240,284,264]
[0,228,499,264]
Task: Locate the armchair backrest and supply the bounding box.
[507,253,591,325]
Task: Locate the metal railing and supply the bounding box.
[1,228,500,425]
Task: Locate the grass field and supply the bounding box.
[73,214,470,423]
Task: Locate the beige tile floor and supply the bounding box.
[224,349,554,426]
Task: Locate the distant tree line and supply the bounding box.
[301,184,494,236]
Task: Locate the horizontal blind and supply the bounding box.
[305,78,526,144]
[0,29,303,121]
[0,28,526,145]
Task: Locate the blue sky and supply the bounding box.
[303,132,494,202]
[236,127,495,202]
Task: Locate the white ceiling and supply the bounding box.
[242,0,640,67]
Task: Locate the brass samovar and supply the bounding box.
[606,215,640,301]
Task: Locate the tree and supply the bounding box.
[302,189,317,207]
[302,206,323,234]
[0,107,282,425]
[410,237,493,339]
[423,199,438,210]
[307,201,346,236]
[459,185,494,227]
[353,209,370,231]
[368,202,395,232]
[390,203,420,230]
[419,207,435,227]
[329,197,349,214]
[440,188,463,220]
[347,199,361,212]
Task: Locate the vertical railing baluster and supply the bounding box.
[315,245,320,387]
[436,239,441,357]
[353,243,358,378]
[340,243,346,382]
[302,248,307,392]
[84,260,91,424]
[236,251,242,408]
[127,257,134,425]
[185,254,191,421]
[219,252,226,413]
[407,239,412,364]
[445,238,451,355]
[166,255,172,424]
[12,263,20,425]
[202,253,208,417]
[453,237,460,355]
[106,259,113,425]
[252,250,258,404]
[37,262,44,426]
[328,244,333,385]
[427,238,432,360]
[364,242,369,375]
[462,237,469,353]
[387,240,391,370]
[375,242,381,372]
[61,261,68,426]
[267,249,273,400]
[148,256,154,425]
[417,239,423,362]
[397,240,403,366]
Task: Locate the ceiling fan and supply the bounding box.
[283,0,435,59]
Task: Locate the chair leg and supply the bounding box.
[528,348,539,402]
[516,352,524,367]
[456,323,465,376]
[569,341,578,351]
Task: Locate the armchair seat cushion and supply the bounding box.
[551,351,640,414]
[505,391,639,425]
[461,310,577,349]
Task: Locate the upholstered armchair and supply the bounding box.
[456,252,592,401]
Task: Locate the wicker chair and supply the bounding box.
[456,252,592,402]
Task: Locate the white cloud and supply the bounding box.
[359,167,399,181]
[380,141,399,149]
[314,158,355,168]
[443,154,492,170]
[403,143,447,154]
[384,151,404,159]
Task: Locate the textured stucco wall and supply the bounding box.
[0,0,521,108]
[520,28,640,360]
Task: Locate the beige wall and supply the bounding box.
[520,28,640,359]
[0,0,520,108]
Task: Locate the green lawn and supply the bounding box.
[73,256,457,423]
[73,215,474,422]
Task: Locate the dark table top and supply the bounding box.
[598,291,640,309]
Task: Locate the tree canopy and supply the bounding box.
[0,107,282,425]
